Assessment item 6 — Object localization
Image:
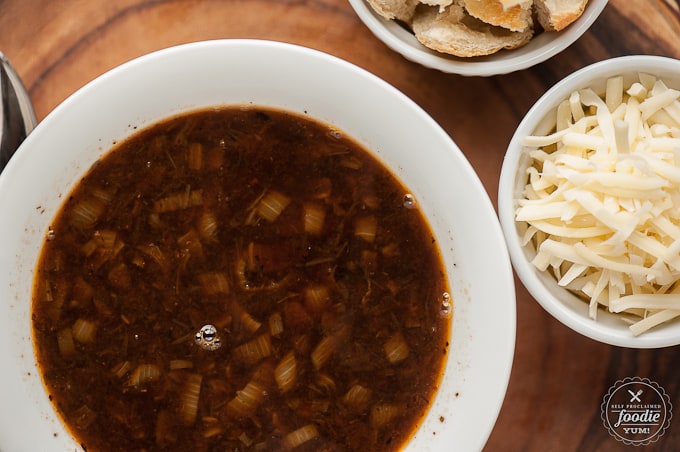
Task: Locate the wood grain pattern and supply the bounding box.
[1,1,680,450]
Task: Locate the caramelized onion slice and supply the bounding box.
[343,384,372,411]
[198,272,230,296]
[137,243,170,273]
[155,409,178,447]
[238,431,254,447]
[197,211,219,242]
[256,190,291,222]
[177,228,205,261]
[311,335,337,371]
[354,215,377,243]
[233,333,272,367]
[268,312,284,337]
[73,404,97,430]
[311,177,332,199]
[169,359,193,370]
[93,229,121,251]
[72,318,97,344]
[126,363,162,388]
[111,360,132,379]
[82,230,126,270]
[107,262,132,291]
[68,190,112,230]
[187,142,203,170]
[282,424,319,450]
[227,379,266,418]
[384,331,410,364]
[239,310,263,335]
[154,187,203,213]
[303,284,331,315]
[311,373,337,396]
[274,351,298,394]
[303,202,326,235]
[56,327,76,360]
[202,424,224,439]
[310,323,349,371]
[179,373,203,426]
[370,403,402,429]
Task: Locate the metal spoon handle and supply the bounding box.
[0,52,37,173]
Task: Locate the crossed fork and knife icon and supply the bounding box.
[628,389,643,403]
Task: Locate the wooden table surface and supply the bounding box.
[2,1,680,450]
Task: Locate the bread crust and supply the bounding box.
[534,0,588,31]
[366,0,420,22]
[420,0,455,10]
[463,0,533,32]
[413,2,534,57]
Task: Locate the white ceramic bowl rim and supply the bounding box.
[348,0,609,76]
[0,39,515,450]
[500,54,680,348]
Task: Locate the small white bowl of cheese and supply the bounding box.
[499,55,680,348]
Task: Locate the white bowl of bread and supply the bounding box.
[499,55,680,348]
[349,0,609,76]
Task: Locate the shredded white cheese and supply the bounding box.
[516,73,680,336]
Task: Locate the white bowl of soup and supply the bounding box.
[0,39,515,451]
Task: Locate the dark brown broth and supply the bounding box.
[32,106,451,451]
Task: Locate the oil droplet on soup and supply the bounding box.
[440,292,452,317]
[403,193,416,209]
[195,324,222,351]
[31,106,452,451]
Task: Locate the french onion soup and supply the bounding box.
[32,106,452,451]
